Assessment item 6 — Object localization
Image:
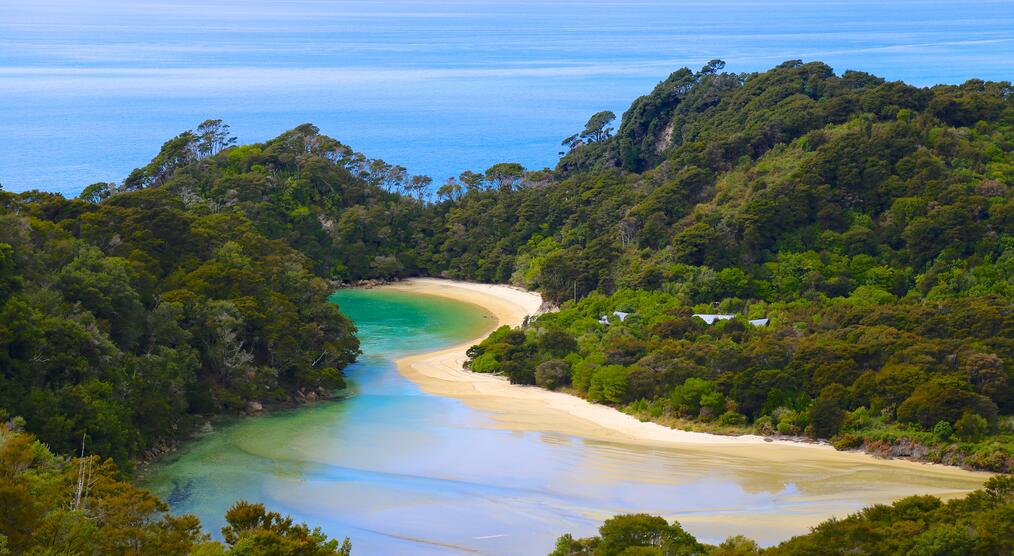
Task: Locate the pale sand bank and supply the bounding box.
[385,278,988,484]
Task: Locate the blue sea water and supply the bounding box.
[2,0,1013,196]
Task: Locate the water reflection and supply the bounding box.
[146,290,983,555]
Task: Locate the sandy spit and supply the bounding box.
[384,278,989,480]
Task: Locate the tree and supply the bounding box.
[555,514,706,556]
[404,175,433,202]
[561,133,583,153]
[0,427,210,554]
[364,159,406,193]
[954,411,989,441]
[538,249,587,303]
[897,382,998,429]
[670,378,724,418]
[581,111,616,143]
[907,524,976,556]
[436,177,463,203]
[79,182,115,203]
[699,58,726,75]
[124,130,199,189]
[711,535,760,555]
[195,119,237,158]
[589,365,630,404]
[540,329,578,356]
[932,420,953,441]
[963,353,1009,408]
[536,359,571,390]
[503,361,535,385]
[0,243,21,302]
[458,170,486,192]
[220,501,351,556]
[57,245,146,350]
[484,163,526,191]
[809,397,845,439]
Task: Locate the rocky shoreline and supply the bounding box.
[857,437,1012,473]
[333,278,394,289]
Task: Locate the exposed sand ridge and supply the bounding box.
[383,278,991,482]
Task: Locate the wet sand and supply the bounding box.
[148,282,991,553]
[387,278,988,486]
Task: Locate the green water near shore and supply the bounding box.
[145,289,983,555]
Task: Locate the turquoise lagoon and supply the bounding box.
[145,289,983,555]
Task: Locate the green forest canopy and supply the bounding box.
[1,58,1012,552]
[3,58,1012,468]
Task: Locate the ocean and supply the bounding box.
[3,0,1013,196]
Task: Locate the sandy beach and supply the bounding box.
[384,278,990,482]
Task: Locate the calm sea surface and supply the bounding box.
[2,0,1014,195]
[143,289,983,555]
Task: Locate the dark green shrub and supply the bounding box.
[535,359,572,390]
[718,411,748,426]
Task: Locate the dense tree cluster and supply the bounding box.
[2,57,1012,551]
[550,475,1014,555]
[0,180,359,467]
[143,123,443,281]
[77,62,1013,310]
[455,60,1013,470]
[6,60,1011,472]
[0,424,352,555]
[468,290,1013,470]
[436,61,1013,301]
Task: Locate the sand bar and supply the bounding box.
[385,278,989,483]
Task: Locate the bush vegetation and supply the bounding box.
[550,475,1014,555]
[3,58,1012,550]
[0,425,351,554]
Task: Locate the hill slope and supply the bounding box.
[4,59,1012,469]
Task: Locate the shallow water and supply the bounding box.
[4,1,1014,194]
[145,289,983,555]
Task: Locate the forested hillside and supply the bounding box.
[1,173,359,468]
[1,57,1012,552]
[438,59,1013,298]
[453,60,1014,471]
[4,59,1011,473]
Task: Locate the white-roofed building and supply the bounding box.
[692,314,770,327]
[692,313,735,325]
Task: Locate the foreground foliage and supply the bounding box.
[0,425,351,555]
[551,475,1014,555]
